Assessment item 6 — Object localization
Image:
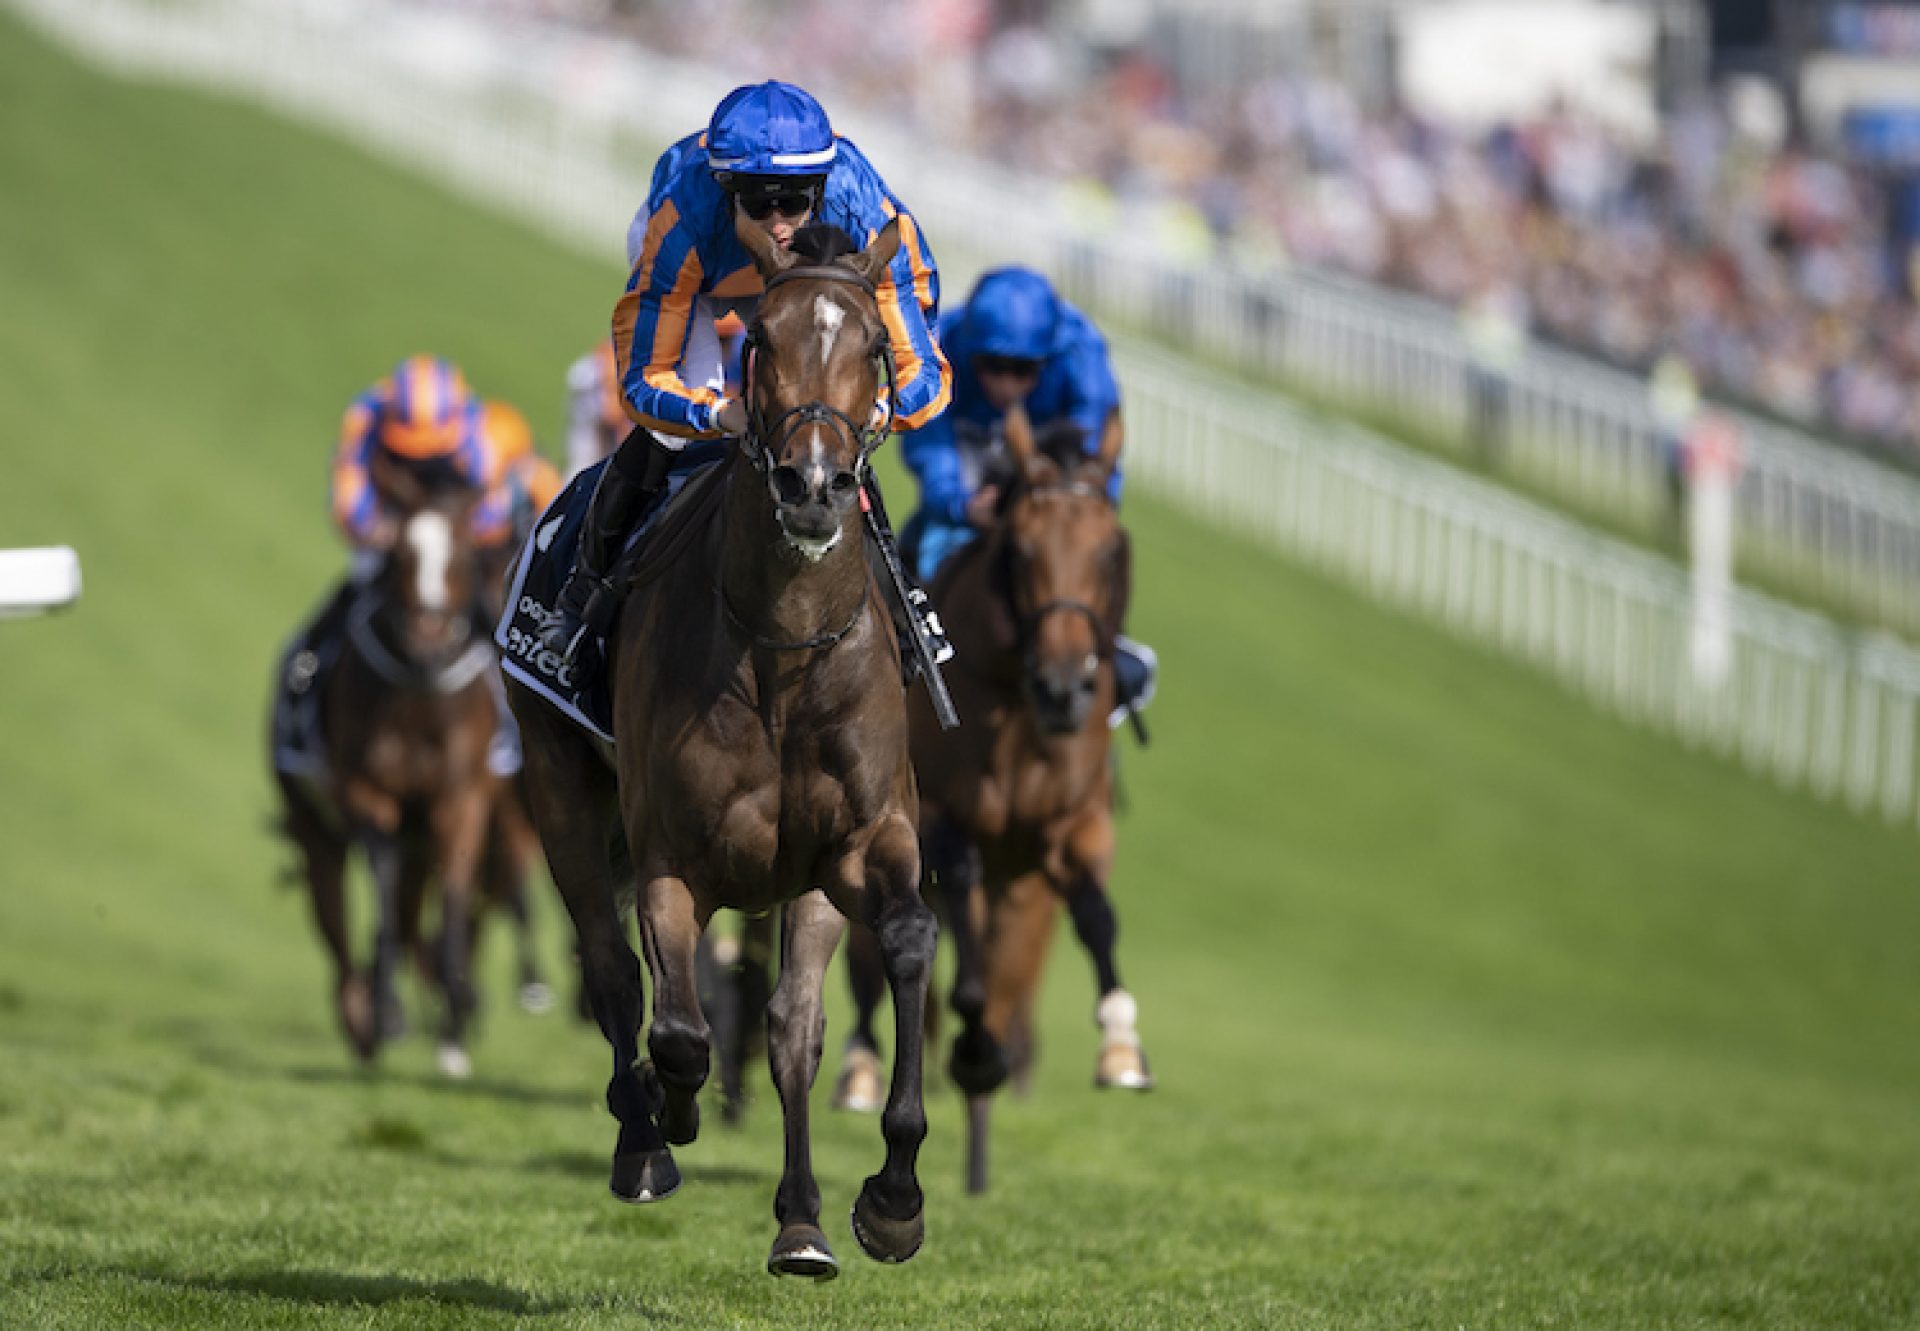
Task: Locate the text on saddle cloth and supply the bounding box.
[495,445,727,742]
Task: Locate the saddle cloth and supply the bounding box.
[494,444,727,743]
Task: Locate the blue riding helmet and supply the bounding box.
[962,267,1061,362]
[706,81,837,187]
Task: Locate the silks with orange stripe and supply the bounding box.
[612,129,951,441]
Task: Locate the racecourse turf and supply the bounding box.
[2,15,1918,1329]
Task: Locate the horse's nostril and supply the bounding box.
[771,466,807,505]
[830,471,858,495]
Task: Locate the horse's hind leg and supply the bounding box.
[509,684,674,1203]
[926,819,1003,1099]
[716,911,774,1125]
[636,873,712,1148]
[765,890,846,1279]
[830,922,886,1113]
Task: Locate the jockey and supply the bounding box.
[563,323,747,484]
[900,268,1157,732]
[480,399,562,548]
[540,80,954,667]
[285,355,498,694]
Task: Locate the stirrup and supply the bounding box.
[905,585,954,665]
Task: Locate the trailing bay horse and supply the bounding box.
[505,216,937,1279]
[274,466,506,1076]
[835,406,1152,1193]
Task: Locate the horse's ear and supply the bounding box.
[1095,409,1125,478]
[1002,403,1045,486]
[735,202,798,279]
[846,218,902,287]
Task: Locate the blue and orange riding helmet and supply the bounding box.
[379,355,475,459]
[963,268,1062,365]
[706,81,836,203]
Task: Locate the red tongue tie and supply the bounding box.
[859,486,872,514]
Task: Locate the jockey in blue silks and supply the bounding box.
[900,267,1157,732]
[541,80,954,666]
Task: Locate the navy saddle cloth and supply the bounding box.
[494,445,725,742]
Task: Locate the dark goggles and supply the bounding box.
[976,353,1043,379]
[736,189,817,221]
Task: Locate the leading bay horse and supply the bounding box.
[505,216,936,1279]
[274,463,506,1076]
[835,406,1152,1193]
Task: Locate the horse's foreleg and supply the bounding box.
[637,874,711,1148]
[430,786,492,1079]
[1059,810,1152,1091]
[510,688,673,1203]
[347,804,406,1053]
[283,779,369,1058]
[840,815,936,1265]
[765,889,845,1279]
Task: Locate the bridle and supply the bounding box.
[738,264,896,489]
[721,262,895,654]
[1004,480,1118,664]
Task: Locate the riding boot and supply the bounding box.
[540,432,677,663]
[1109,634,1158,741]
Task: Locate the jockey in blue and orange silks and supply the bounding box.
[540,80,954,666]
[900,267,1158,730]
[286,355,506,693]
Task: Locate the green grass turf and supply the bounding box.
[2,14,1919,1327]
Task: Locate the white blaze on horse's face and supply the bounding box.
[813,294,844,368]
[407,510,454,612]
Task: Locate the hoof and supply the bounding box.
[767,1223,839,1280]
[338,975,377,1061]
[831,1045,884,1113]
[436,1042,473,1080]
[609,1148,680,1204]
[949,1033,1008,1098]
[517,981,554,1015]
[850,1182,924,1265]
[1095,1042,1155,1091]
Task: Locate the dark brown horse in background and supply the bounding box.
[835,405,1153,1193]
[275,462,511,1076]
[506,216,937,1279]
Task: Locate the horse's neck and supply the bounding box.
[718,470,868,642]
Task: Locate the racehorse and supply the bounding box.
[834,405,1152,1193]
[274,462,506,1076]
[505,216,938,1279]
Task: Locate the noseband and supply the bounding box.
[739,265,896,486]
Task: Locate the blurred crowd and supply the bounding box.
[434,0,1920,457]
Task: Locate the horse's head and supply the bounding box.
[377,473,482,663]
[735,216,902,559]
[993,407,1129,734]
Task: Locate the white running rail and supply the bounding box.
[18,0,1920,827]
